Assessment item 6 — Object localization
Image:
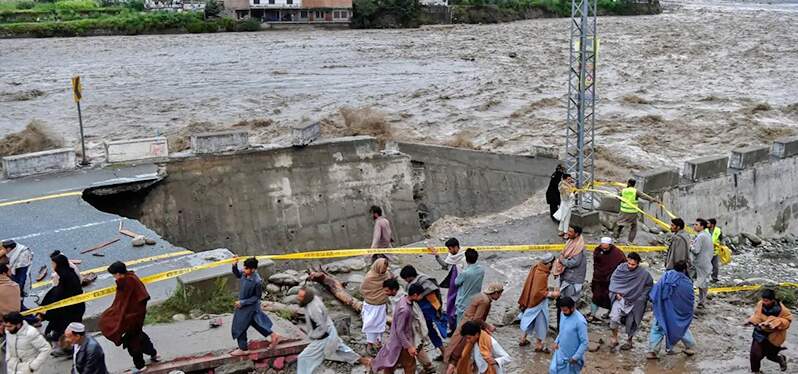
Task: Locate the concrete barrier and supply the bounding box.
[191,130,249,154]
[729,145,770,169]
[291,122,320,147]
[684,155,728,181]
[2,148,75,178]
[771,136,798,159]
[635,167,680,193]
[104,137,168,163]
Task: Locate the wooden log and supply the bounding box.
[80,238,120,254]
[308,270,363,313]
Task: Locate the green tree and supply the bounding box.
[204,0,222,19]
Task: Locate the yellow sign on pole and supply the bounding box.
[71,75,82,102]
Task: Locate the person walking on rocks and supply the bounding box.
[746,289,792,373]
[547,164,566,221]
[612,179,653,244]
[455,248,485,326]
[65,322,108,374]
[691,219,714,308]
[228,257,279,356]
[445,282,504,365]
[360,258,393,355]
[553,174,576,237]
[553,225,587,307]
[647,261,697,359]
[369,205,394,263]
[372,283,422,374]
[608,252,653,351]
[588,237,626,322]
[296,287,371,374]
[3,311,51,374]
[383,279,435,373]
[518,253,559,351]
[708,218,723,283]
[665,218,692,271]
[430,237,466,336]
[549,297,588,374]
[99,261,158,372]
[400,265,448,359]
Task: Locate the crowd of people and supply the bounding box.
[0,191,794,374]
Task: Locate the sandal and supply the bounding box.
[519,339,531,347]
[534,345,551,353]
[422,365,437,374]
[620,342,633,351]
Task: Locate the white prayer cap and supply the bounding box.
[66,322,85,333]
[601,237,613,245]
[540,253,555,264]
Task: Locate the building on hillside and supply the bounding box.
[224,0,352,24]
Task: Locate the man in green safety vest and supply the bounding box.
[708,218,722,283]
[613,179,653,244]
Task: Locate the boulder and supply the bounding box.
[282,295,299,305]
[172,313,187,321]
[132,236,146,247]
[269,272,300,287]
[265,283,281,294]
[742,232,763,246]
[144,237,157,245]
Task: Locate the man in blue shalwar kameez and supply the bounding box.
[550,297,588,374]
[230,257,280,355]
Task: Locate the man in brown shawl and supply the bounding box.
[99,262,158,372]
[589,237,626,321]
[359,258,393,354]
[444,283,504,371]
[518,253,559,350]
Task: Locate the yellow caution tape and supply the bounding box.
[32,250,195,289]
[708,282,798,294]
[0,191,83,208]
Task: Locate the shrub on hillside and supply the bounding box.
[204,0,222,18]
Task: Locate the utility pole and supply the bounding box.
[565,0,597,212]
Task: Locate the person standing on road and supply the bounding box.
[691,219,714,309]
[430,237,466,336]
[746,289,792,373]
[553,175,576,237]
[0,240,32,297]
[665,218,692,271]
[360,258,393,355]
[371,283,421,374]
[296,287,371,374]
[3,311,51,374]
[647,261,697,359]
[553,225,587,307]
[546,164,566,221]
[99,261,158,372]
[227,257,279,356]
[369,205,394,263]
[64,322,108,374]
[518,253,559,351]
[455,248,485,326]
[588,237,626,321]
[708,218,723,283]
[40,253,84,357]
[608,252,653,351]
[549,297,588,374]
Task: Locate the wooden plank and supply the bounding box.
[144,340,309,374]
[119,229,140,238]
[80,238,120,254]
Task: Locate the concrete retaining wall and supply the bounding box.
[104,137,168,163]
[640,141,798,237]
[397,142,559,228]
[191,130,249,154]
[2,148,75,178]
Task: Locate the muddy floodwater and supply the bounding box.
[1,0,797,175]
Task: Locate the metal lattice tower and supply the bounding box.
[565,0,597,211]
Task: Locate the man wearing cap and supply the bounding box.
[64,322,108,374]
[518,253,559,351]
[3,311,51,374]
[589,237,626,322]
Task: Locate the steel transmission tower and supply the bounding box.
[565,0,597,211]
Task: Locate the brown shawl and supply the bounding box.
[750,300,793,347]
[518,262,550,310]
[360,258,392,305]
[553,236,585,276]
[99,272,150,346]
[445,293,493,364]
[0,274,20,317]
[478,330,498,374]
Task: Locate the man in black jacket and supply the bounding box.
[64,322,109,374]
[546,165,565,221]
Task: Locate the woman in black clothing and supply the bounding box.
[546,164,565,221]
[40,253,85,356]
